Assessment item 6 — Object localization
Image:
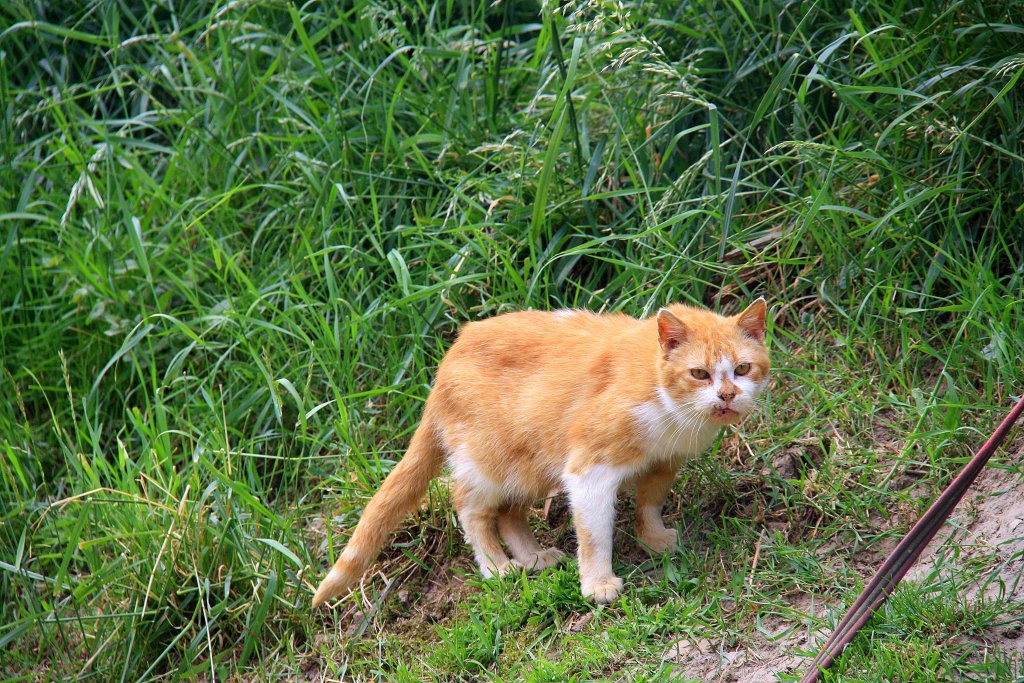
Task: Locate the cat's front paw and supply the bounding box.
[638,526,678,553]
[523,548,567,571]
[581,575,623,604]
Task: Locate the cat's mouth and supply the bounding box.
[711,406,742,422]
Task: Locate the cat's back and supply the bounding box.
[452,308,631,354]
[436,309,636,379]
[428,308,660,454]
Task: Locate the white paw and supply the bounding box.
[480,558,522,579]
[639,526,678,553]
[581,575,624,604]
[523,548,567,571]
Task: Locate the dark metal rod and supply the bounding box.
[800,393,1024,683]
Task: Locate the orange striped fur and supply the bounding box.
[313,299,770,607]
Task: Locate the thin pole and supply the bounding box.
[800,394,1024,683]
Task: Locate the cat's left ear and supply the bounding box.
[736,297,767,342]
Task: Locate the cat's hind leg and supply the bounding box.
[497,505,566,571]
[452,481,519,578]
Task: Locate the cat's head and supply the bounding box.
[655,299,770,425]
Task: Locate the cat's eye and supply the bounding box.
[735,363,751,376]
[690,368,710,380]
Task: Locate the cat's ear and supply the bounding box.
[657,308,688,354]
[736,297,767,342]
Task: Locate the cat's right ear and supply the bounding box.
[657,309,687,355]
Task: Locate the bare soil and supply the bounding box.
[662,593,817,682]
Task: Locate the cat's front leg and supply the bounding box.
[564,462,629,603]
[634,463,679,553]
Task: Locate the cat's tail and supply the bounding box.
[312,414,445,608]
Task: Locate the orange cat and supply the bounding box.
[313,299,769,607]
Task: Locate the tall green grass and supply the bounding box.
[2,1,1022,680]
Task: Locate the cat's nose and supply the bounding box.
[717,389,736,402]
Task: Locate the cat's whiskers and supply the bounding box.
[659,392,758,457]
[662,402,709,455]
